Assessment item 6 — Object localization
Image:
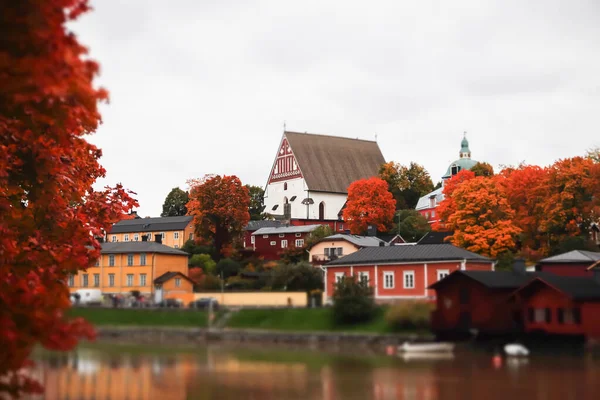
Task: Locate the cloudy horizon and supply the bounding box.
[71,0,600,216]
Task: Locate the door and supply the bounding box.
[154,285,163,304]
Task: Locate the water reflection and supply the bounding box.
[30,344,600,400]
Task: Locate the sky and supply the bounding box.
[71,0,600,217]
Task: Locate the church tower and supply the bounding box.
[459,133,471,159]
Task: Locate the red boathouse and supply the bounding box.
[536,250,600,277]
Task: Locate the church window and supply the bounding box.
[272,204,279,211]
[319,202,326,220]
[284,182,288,190]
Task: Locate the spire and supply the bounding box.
[460,132,471,159]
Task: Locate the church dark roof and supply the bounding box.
[285,131,385,194]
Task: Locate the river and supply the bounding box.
[28,342,600,400]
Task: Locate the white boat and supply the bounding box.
[504,343,529,357]
[400,352,455,362]
[398,342,455,353]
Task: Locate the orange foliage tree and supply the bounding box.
[433,170,475,232]
[343,177,396,234]
[187,175,250,260]
[442,176,521,258]
[0,1,137,397]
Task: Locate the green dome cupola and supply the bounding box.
[460,132,471,159]
[442,133,478,180]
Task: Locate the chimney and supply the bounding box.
[512,258,527,275]
[379,241,385,247]
[154,234,162,244]
[367,225,376,237]
[141,234,148,242]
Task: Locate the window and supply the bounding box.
[431,210,436,218]
[124,234,129,242]
[93,274,100,287]
[533,308,546,323]
[284,182,288,190]
[134,233,139,241]
[270,241,276,246]
[295,239,304,247]
[334,272,345,283]
[425,212,430,219]
[251,236,255,244]
[82,274,89,287]
[174,245,179,249]
[140,253,146,266]
[437,270,450,281]
[108,274,115,287]
[281,240,288,248]
[336,247,343,256]
[95,258,100,267]
[403,271,415,289]
[160,232,165,240]
[68,275,74,287]
[383,272,394,289]
[359,271,369,284]
[295,233,301,237]
[109,255,115,267]
[338,224,344,231]
[175,278,181,287]
[174,232,179,240]
[147,233,152,240]
[263,235,269,238]
[127,254,134,266]
[127,274,134,287]
[140,274,147,286]
[279,234,285,238]
[189,233,193,240]
[111,235,117,242]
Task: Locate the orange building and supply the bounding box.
[108,215,195,249]
[68,240,192,302]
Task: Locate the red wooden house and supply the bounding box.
[510,273,600,339]
[428,265,548,337]
[324,244,494,303]
[536,250,600,277]
[250,224,322,261]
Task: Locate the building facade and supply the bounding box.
[416,135,480,223]
[536,250,600,277]
[68,241,191,302]
[108,216,194,249]
[263,131,385,225]
[323,244,494,302]
[309,234,387,266]
[251,224,323,261]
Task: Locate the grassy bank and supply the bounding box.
[68,307,208,327]
[226,308,392,334]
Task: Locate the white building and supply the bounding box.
[263,131,386,226]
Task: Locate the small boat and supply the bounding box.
[504,343,529,357]
[400,352,455,362]
[398,342,455,353]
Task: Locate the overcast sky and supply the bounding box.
[72,0,600,217]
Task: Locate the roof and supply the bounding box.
[325,244,491,266]
[318,234,387,248]
[244,220,283,231]
[442,157,478,179]
[252,224,323,236]
[417,231,452,245]
[516,275,600,300]
[376,234,405,244]
[154,271,195,285]
[110,216,193,234]
[416,187,444,210]
[539,250,600,264]
[284,131,385,193]
[101,242,189,256]
[429,270,552,290]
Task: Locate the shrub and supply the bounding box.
[384,301,433,331]
[190,253,216,274]
[215,258,241,279]
[269,262,323,292]
[332,277,376,325]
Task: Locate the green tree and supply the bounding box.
[270,262,323,292]
[215,258,242,279]
[332,278,376,325]
[471,162,495,177]
[161,187,189,217]
[396,210,431,242]
[246,185,266,221]
[379,162,434,209]
[189,253,217,274]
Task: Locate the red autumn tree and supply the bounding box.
[343,177,396,234]
[187,175,250,260]
[433,169,476,232]
[0,1,137,397]
[443,176,521,258]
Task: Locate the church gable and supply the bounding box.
[268,137,303,183]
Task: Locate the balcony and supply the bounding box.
[311,254,340,265]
